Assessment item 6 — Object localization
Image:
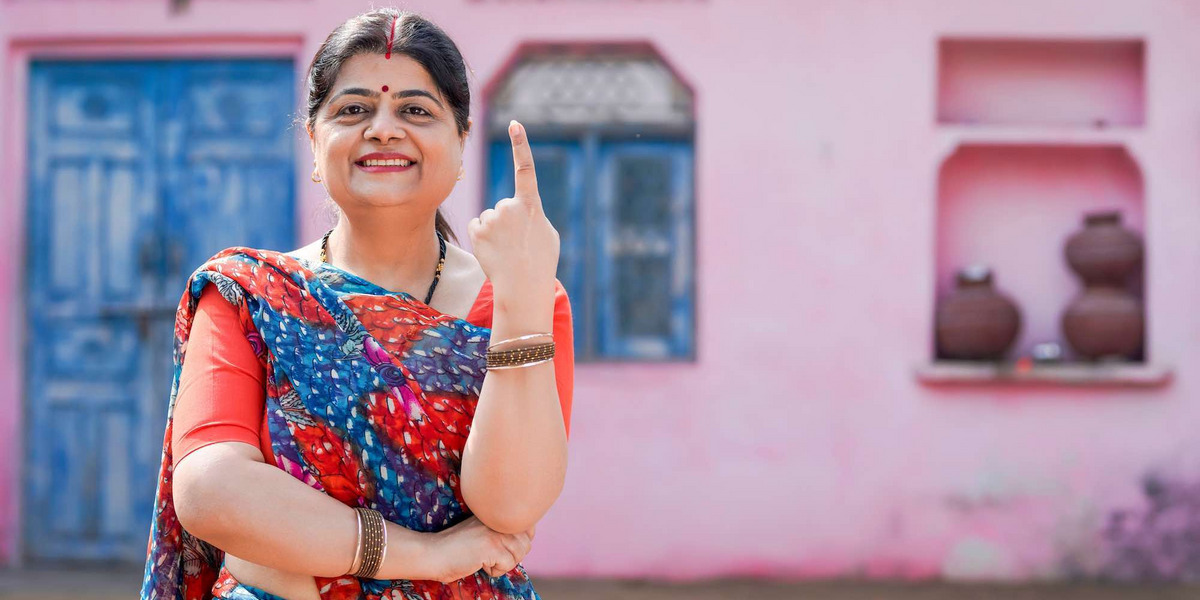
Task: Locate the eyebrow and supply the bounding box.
[329,87,444,109]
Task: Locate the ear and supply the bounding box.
[460,118,472,148]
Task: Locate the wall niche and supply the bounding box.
[921,37,1168,386]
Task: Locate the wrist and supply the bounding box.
[378,523,439,581]
[491,284,555,331]
[490,277,555,306]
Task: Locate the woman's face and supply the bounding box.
[310,53,467,214]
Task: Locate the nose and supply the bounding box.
[364,110,407,144]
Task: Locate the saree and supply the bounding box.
[141,247,541,600]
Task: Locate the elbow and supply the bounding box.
[461,476,565,535]
[173,454,236,542]
[468,503,549,536]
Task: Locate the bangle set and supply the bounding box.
[485,333,555,370]
[347,507,386,579]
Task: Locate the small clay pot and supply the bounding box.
[1064,211,1143,286]
[1062,286,1144,360]
[936,265,1022,361]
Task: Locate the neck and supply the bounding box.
[327,211,442,297]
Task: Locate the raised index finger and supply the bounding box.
[509,120,541,206]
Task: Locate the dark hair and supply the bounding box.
[305,8,471,243]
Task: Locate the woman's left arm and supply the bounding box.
[460,287,569,534]
[460,120,570,534]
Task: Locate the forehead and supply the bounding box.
[331,53,442,99]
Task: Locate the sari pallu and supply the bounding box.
[141,248,541,600]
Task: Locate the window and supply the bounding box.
[486,46,695,361]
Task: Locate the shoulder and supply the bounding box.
[442,242,491,323]
[198,245,301,268]
[186,246,313,302]
[193,245,323,278]
[286,238,324,264]
[443,241,488,295]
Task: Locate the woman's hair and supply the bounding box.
[305,8,471,242]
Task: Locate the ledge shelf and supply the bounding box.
[916,361,1172,387]
[938,124,1138,148]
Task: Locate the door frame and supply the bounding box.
[2,36,309,566]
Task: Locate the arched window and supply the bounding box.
[486,46,695,361]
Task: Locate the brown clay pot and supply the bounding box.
[1064,211,1143,286]
[936,265,1022,361]
[1062,286,1144,360]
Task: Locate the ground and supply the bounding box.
[2,567,1199,599]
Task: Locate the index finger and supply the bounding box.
[508,120,540,203]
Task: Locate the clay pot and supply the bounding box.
[1062,287,1144,360]
[1064,211,1143,286]
[936,265,1022,361]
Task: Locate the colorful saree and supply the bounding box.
[141,248,541,600]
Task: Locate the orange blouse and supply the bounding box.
[172,279,574,468]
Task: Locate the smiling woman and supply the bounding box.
[140,8,574,600]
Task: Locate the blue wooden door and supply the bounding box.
[24,59,295,562]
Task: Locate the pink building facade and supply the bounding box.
[3,0,1200,582]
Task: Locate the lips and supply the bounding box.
[355,152,418,172]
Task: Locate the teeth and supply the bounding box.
[361,159,413,167]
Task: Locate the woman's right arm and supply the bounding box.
[174,441,441,580]
[174,444,535,581]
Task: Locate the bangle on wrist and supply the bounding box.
[487,332,552,351]
[486,340,555,370]
[352,507,386,579]
[345,509,363,577]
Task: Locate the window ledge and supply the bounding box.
[916,361,1172,387]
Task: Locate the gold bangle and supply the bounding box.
[486,341,555,369]
[487,351,555,368]
[488,332,553,351]
[380,519,389,576]
[487,344,555,361]
[346,508,363,576]
[486,356,555,370]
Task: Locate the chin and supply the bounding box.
[343,183,417,205]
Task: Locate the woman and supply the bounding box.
[141,8,573,600]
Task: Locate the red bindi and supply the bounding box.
[382,85,389,92]
[385,16,397,59]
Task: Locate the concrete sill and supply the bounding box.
[916,361,1172,387]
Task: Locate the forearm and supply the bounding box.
[173,442,436,580]
[460,289,568,534]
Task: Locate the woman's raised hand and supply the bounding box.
[424,515,536,583]
[467,120,560,301]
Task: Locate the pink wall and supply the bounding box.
[5,0,1200,582]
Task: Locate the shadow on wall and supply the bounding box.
[1095,473,1200,582]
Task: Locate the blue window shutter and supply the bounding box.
[595,142,694,360]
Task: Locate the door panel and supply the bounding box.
[25,59,295,562]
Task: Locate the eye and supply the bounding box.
[403,106,432,117]
[338,104,368,116]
